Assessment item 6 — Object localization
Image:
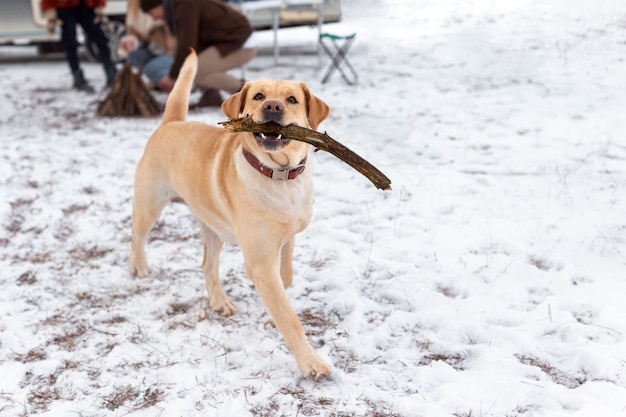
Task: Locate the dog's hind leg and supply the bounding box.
[199,223,236,316]
[128,174,170,278]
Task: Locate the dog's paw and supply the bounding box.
[209,295,237,316]
[129,264,148,278]
[128,252,148,278]
[298,354,331,380]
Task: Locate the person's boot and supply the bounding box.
[191,89,223,108]
[104,65,117,88]
[72,69,95,93]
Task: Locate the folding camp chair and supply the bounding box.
[319,32,358,85]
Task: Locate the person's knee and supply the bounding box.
[143,54,174,83]
[128,48,155,68]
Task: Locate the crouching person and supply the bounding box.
[118,0,175,92]
[140,0,258,108]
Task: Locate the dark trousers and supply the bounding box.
[57,1,112,72]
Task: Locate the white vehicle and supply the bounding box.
[0,0,127,62]
[0,0,341,63]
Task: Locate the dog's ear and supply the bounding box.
[222,83,250,119]
[300,83,330,130]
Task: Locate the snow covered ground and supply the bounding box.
[1,0,626,415]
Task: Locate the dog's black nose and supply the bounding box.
[262,100,284,123]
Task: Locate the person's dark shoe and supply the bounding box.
[191,89,223,108]
[73,69,95,93]
[104,65,117,88]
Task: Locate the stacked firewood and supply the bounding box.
[98,63,162,117]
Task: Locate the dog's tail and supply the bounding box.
[161,49,197,124]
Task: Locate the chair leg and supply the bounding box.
[333,38,357,85]
[320,40,338,84]
[320,34,358,85]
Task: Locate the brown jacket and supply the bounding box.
[169,0,252,79]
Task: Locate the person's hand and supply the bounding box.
[118,35,139,58]
[45,9,58,35]
[94,7,109,28]
[158,75,175,93]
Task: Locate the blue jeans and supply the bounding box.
[127,47,174,85]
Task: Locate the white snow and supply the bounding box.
[1,0,626,415]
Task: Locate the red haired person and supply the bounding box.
[42,0,117,92]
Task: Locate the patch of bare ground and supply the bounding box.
[16,271,38,286]
[247,384,403,417]
[415,339,468,370]
[102,385,164,412]
[454,403,541,417]
[13,347,47,363]
[516,354,589,388]
[20,361,83,413]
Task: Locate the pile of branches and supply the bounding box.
[98,63,162,117]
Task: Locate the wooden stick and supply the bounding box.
[219,118,392,191]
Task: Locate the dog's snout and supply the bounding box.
[263,100,283,113]
[262,99,284,123]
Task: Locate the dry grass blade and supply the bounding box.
[14,347,47,363]
[103,385,164,411]
[219,118,392,190]
[516,354,586,389]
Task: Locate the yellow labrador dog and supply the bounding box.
[128,51,331,378]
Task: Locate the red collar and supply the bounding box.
[242,148,307,180]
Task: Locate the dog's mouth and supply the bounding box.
[254,132,292,152]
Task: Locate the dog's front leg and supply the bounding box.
[280,237,295,288]
[244,252,330,379]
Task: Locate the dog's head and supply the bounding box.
[222,80,329,163]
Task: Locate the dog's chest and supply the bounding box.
[256,184,313,217]
[247,180,314,231]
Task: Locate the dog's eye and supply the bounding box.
[253,93,264,100]
[287,96,298,104]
